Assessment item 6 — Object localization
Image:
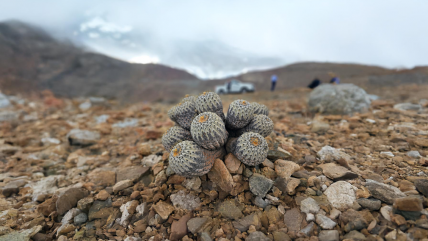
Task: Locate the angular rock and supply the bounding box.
[343,230,366,240]
[74,213,88,225]
[232,213,260,232]
[153,201,174,220]
[88,199,113,221]
[183,177,201,191]
[170,213,192,241]
[393,196,423,212]
[319,163,358,181]
[300,197,320,214]
[0,225,42,241]
[217,200,244,220]
[249,174,274,197]
[357,198,381,211]
[187,217,212,234]
[224,153,241,174]
[365,180,406,204]
[308,83,371,115]
[56,188,89,215]
[208,159,234,193]
[170,190,201,211]
[2,179,27,197]
[324,181,356,210]
[67,129,100,146]
[414,179,428,197]
[316,214,337,230]
[317,146,350,162]
[274,159,300,179]
[245,231,271,241]
[283,208,303,232]
[268,149,291,161]
[112,179,133,193]
[116,166,149,182]
[318,230,340,241]
[394,103,422,111]
[87,169,116,187]
[286,177,300,195]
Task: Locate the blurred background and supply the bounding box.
[0,0,427,103]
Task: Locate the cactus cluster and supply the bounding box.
[163,91,274,177]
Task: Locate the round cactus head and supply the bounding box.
[252,102,269,116]
[195,92,225,120]
[172,101,198,130]
[233,132,268,166]
[169,141,223,177]
[226,99,254,129]
[168,105,178,122]
[239,114,274,137]
[181,94,197,103]
[162,126,193,152]
[191,112,228,150]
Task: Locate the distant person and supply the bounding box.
[329,72,340,84]
[271,75,277,91]
[308,78,321,89]
[227,81,231,92]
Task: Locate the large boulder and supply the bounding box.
[308,84,371,115]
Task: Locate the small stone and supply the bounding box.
[200,232,213,241]
[311,121,330,133]
[217,200,244,220]
[88,199,113,221]
[74,213,88,225]
[153,201,174,220]
[357,198,382,211]
[273,231,291,241]
[249,174,274,197]
[286,177,301,195]
[274,160,300,179]
[394,103,422,111]
[225,153,241,174]
[0,226,42,241]
[87,169,116,187]
[170,190,201,211]
[254,196,270,209]
[318,230,339,241]
[300,197,320,214]
[208,159,234,193]
[95,190,110,200]
[324,181,356,210]
[407,151,422,158]
[57,223,76,236]
[170,213,192,241]
[245,231,271,241]
[414,179,428,197]
[2,179,27,197]
[62,208,82,224]
[300,222,316,236]
[56,188,89,215]
[183,177,202,191]
[232,213,261,232]
[67,129,100,146]
[317,146,350,162]
[142,155,162,167]
[116,166,149,182]
[187,217,212,234]
[393,196,423,212]
[329,209,341,219]
[283,208,303,232]
[380,205,392,221]
[113,179,133,193]
[316,214,337,230]
[77,197,94,212]
[268,149,291,161]
[365,179,406,204]
[138,143,152,156]
[319,163,358,181]
[343,230,366,240]
[120,200,139,226]
[306,213,315,221]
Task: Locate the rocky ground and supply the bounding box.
[1,85,428,241]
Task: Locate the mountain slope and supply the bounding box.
[0,20,200,102]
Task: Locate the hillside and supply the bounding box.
[0,20,201,103]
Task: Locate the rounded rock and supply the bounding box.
[162,126,193,152]
[238,114,273,137]
[226,99,254,129]
[191,112,228,150]
[232,132,268,166]
[169,141,224,177]
[195,92,225,120]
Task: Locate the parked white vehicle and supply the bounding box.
[215,80,255,94]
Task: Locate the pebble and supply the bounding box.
[286,177,301,195]
[225,153,241,174]
[153,201,174,220]
[254,196,270,209]
[267,149,291,161]
[245,231,271,241]
[316,214,337,229]
[217,200,244,220]
[380,205,393,221]
[170,190,201,211]
[170,213,192,241]
[208,159,234,193]
[274,160,300,179]
[112,179,133,193]
[56,187,89,215]
[300,197,320,214]
[67,129,100,146]
[365,179,406,204]
[317,146,350,162]
[232,213,260,232]
[74,213,88,225]
[414,179,428,197]
[187,217,212,234]
[116,166,149,182]
[343,230,366,240]
[357,198,382,211]
[283,208,303,232]
[319,163,358,181]
[183,177,202,191]
[324,181,356,210]
[249,173,274,197]
[318,230,340,241]
[393,196,423,212]
[407,151,422,158]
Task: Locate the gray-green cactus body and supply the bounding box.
[168,105,178,122]
[173,101,198,130]
[252,102,269,116]
[226,99,254,129]
[169,141,222,177]
[162,126,193,152]
[195,92,225,120]
[232,132,268,166]
[181,95,197,103]
[238,114,273,137]
[191,112,228,150]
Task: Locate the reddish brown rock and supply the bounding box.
[208,159,235,193]
[224,153,241,174]
[170,213,192,241]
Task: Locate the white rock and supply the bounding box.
[317,146,350,162]
[380,205,392,221]
[113,118,139,128]
[324,181,356,210]
[329,208,341,220]
[300,197,320,214]
[306,213,315,222]
[30,175,64,202]
[316,214,337,229]
[142,155,162,167]
[170,190,200,211]
[407,151,422,159]
[380,151,394,158]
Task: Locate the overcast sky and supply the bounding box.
[1,0,427,70]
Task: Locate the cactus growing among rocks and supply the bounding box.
[252,102,269,116]
[226,99,254,129]
[231,132,269,166]
[195,92,225,120]
[169,141,224,177]
[237,114,274,137]
[191,112,228,150]
[162,126,193,152]
[172,101,198,130]
[181,94,197,103]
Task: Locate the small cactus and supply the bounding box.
[238,114,273,137]
[191,112,228,150]
[226,99,254,129]
[167,105,178,122]
[172,101,198,130]
[182,94,197,103]
[195,92,225,120]
[162,126,193,152]
[169,141,224,177]
[252,102,269,116]
[232,132,268,166]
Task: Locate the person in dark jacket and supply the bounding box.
[308,78,321,89]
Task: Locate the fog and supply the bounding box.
[1,0,427,78]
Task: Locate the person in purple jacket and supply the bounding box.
[271,74,277,91]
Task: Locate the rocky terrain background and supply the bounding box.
[0,84,428,240]
[1,21,428,103]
